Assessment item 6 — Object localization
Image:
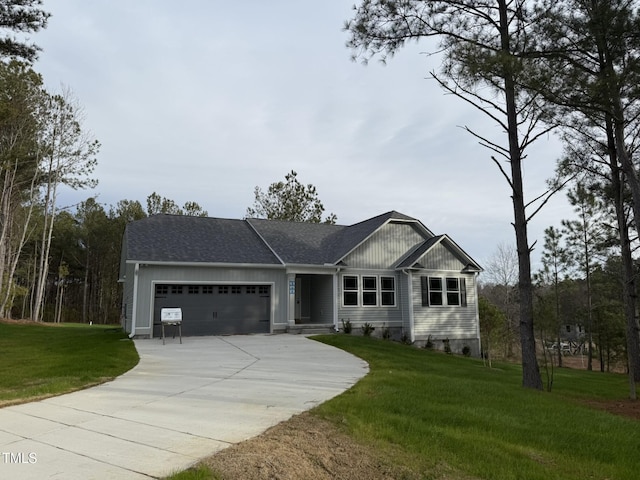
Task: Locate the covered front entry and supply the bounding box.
[152,284,271,336]
[294,274,334,325]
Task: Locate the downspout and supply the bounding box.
[473,272,481,356]
[333,266,341,331]
[402,269,415,343]
[128,263,140,339]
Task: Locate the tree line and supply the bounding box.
[1,192,208,325]
[346,0,640,395]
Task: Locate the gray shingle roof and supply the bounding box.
[125,215,282,264]
[246,218,346,264]
[123,210,448,267]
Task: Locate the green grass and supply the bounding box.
[312,335,638,480]
[4,325,632,479]
[0,321,139,405]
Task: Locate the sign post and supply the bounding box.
[160,308,182,345]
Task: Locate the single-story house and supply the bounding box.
[119,211,483,355]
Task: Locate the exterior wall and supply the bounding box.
[121,262,135,333]
[420,243,466,270]
[309,275,334,324]
[411,271,480,355]
[130,263,287,337]
[342,222,426,269]
[337,269,405,333]
[336,222,428,339]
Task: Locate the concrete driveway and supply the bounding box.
[0,335,368,479]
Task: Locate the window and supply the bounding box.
[421,276,467,307]
[446,278,460,305]
[188,285,199,294]
[362,276,377,306]
[429,277,443,306]
[343,276,358,306]
[381,276,396,306]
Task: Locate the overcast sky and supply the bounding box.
[33,1,574,268]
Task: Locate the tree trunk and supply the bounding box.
[498,0,542,390]
[612,124,640,385]
[605,115,637,399]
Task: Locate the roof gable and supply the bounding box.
[331,211,434,264]
[397,235,483,272]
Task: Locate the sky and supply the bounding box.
[31,0,574,268]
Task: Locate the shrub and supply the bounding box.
[341,319,352,334]
[424,335,434,350]
[382,325,391,340]
[361,322,375,337]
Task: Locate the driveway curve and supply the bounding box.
[0,335,368,479]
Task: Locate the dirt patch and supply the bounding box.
[200,412,421,480]
[581,398,640,420]
[198,398,640,480]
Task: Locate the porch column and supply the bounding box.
[287,273,296,328]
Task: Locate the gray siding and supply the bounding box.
[131,264,287,337]
[420,243,466,271]
[342,222,426,269]
[337,270,404,327]
[411,272,479,347]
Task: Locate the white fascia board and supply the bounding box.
[125,260,286,269]
[285,265,340,274]
[439,234,484,271]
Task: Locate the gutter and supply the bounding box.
[125,260,285,269]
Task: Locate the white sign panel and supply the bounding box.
[161,308,182,322]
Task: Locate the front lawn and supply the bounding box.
[0,321,139,406]
[312,335,638,480]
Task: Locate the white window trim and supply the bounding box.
[342,274,397,308]
[422,275,467,307]
[380,276,397,307]
[342,275,359,307]
[446,277,460,306]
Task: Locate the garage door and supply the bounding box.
[152,284,271,337]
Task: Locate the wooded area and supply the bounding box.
[346,0,640,394]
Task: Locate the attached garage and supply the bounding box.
[152,284,271,337]
[120,212,482,353]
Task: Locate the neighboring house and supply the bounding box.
[119,211,483,355]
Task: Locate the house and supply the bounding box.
[119,211,483,355]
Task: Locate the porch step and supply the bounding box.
[287,324,336,335]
